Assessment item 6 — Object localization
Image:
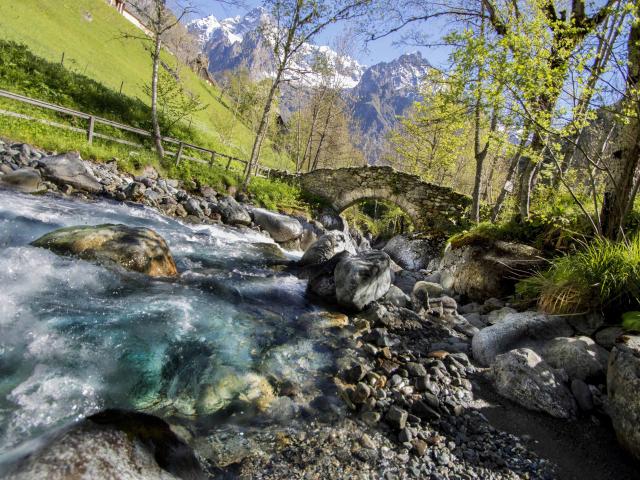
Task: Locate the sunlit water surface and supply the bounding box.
[0,189,341,465]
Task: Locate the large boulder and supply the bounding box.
[334,250,392,311]
[4,409,204,480]
[251,208,303,243]
[438,239,545,301]
[543,336,609,381]
[0,168,46,193]
[31,224,178,277]
[212,196,251,226]
[472,311,573,367]
[38,152,103,193]
[299,231,352,266]
[490,348,577,419]
[383,234,444,271]
[306,251,351,302]
[607,335,640,460]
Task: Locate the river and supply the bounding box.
[0,189,344,468]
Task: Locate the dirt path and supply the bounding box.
[470,373,639,480]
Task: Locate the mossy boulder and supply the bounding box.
[31,224,178,277]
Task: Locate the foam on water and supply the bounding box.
[0,190,330,460]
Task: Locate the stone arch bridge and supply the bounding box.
[274,166,471,232]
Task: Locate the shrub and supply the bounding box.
[516,234,640,319]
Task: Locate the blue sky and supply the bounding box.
[170,0,451,67]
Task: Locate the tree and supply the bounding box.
[361,0,620,219]
[124,0,194,157]
[241,0,367,189]
[600,0,640,238]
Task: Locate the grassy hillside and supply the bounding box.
[0,0,291,170]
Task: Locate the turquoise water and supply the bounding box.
[0,190,336,461]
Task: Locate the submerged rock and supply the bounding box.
[5,409,205,480]
[0,168,46,193]
[251,208,303,243]
[31,224,178,277]
[489,348,577,419]
[334,250,392,311]
[38,152,103,193]
[607,335,640,460]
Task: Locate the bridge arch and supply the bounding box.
[277,166,471,232]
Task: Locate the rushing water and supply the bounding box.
[0,189,342,466]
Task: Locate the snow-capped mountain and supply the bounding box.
[187,8,431,163]
[187,7,364,88]
[347,52,432,162]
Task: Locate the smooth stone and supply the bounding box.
[489,348,577,419]
[543,336,608,381]
[38,152,102,193]
[334,250,392,311]
[0,168,46,193]
[31,224,178,277]
[472,311,574,367]
[251,208,303,243]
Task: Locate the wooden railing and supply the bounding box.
[0,88,272,176]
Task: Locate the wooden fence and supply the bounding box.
[0,88,272,176]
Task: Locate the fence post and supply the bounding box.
[210,151,216,165]
[87,116,95,144]
[225,157,232,171]
[175,142,184,166]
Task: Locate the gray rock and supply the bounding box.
[543,336,608,381]
[4,410,203,480]
[0,168,46,193]
[595,326,623,350]
[38,152,102,193]
[124,181,146,201]
[471,311,574,366]
[567,312,605,336]
[183,198,204,217]
[385,406,408,429]
[486,307,517,325]
[251,208,303,243]
[381,285,410,307]
[334,250,392,311]
[31,224,178,277]
[382,234,444,271]
[299,231,352,266]
[412,281,444,309]
[438,240,545,301]
[306,251,350,302]
[570,379,594,411]
[607,335,640,460]
[212,196,251,226]
[489,348,577,419]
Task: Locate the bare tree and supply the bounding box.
[124,0,194,157]
[240,0,367,189]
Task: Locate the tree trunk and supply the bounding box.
[516,131,546,219]
[242,72,281,189]
[151,37,165,158]
[311,102,334,171]
[600,1,640,239]
[491,132,529,221]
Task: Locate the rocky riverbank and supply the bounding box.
[1,139,639,479]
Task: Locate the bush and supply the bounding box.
[516,234,640,319]
[247,177,308,214]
